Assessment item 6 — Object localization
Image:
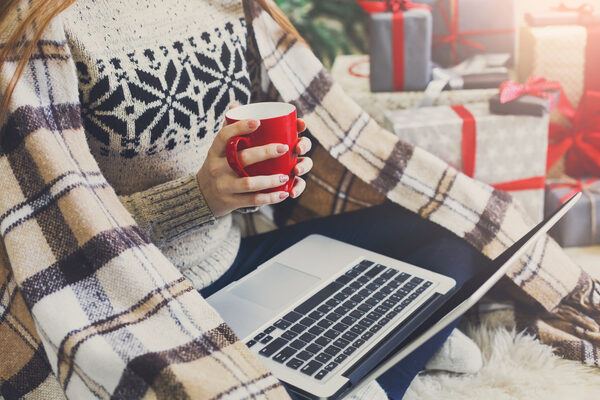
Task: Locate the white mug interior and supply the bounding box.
[226,102,295,121]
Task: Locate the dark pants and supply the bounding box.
[201,203,492,399]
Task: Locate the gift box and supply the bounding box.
[545,178,600,247]
[332,55,497,125]
[488,76,566,117]
[519,14,600,108]
[384,103,549,221]
[358,1,432,92]
[416,0,515,67]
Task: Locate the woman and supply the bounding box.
[0,0,492,399]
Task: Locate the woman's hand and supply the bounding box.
[196,113,312,218]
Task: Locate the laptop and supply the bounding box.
[207,193,580,399]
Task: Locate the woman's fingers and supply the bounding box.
[213,119,260,155]
[229,174,290,194]
[290,177,306,199]
[238,143,288,167]
[294,157,313,176]
[297,118,306,133]
[237,190,289,207]
[295,136,312,155]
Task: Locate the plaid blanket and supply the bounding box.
[0,1,598,399]
[246,0,600,367]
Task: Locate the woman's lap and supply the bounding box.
[200,202,492,399]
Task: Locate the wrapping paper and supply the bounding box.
[332,55,497,125]
[525,9,600,26]
[489,93,552,116]
[518,25,589,110]
[368,9,432,91]
[545,179,600,247]
[384,102,549,221]
[416,0,515,67]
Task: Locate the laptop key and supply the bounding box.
[365,298,379,306]
[246,340,257,348]
[378,318,390,326]
[334,292,348,301]
[290,324,307,334]
[343,300,359,309]
[387,311,398,319]
[308,311,325,320]
[343,346,357,356]
[375,305,389,314]
[332,322,349,332]
[259,338,288,357]
[299,317,316,327]
[306,343,323,354]
[273,319,291,330]
[366,283,380,291]
[315,369,329,380]
[382,269,398,279]
[324,362,338,372]
[350,310,365,319]
[373,292,386,300]
[367,311,382,321]
[383,299,396,308]
[282,311,303,323]
[324,329,340,339]
[297,350,313,361]
[260,335,273,344]
[318,304,333,314]
[350,294,365,303]
[264,326,276,334]
[315,336,331,347]
[333,338,350,348]
[357,275,370,283]
[317,319,333,329]
[350,325,366,334]
[393,305,405,313]
[358,318,375,327]
[286,358,304,370]
[353,339,366,348]
[380,286,394,295]
[326,298,341,307]
[334,306,350,315]
[308,326,325,336]
[281,330,298,341]
[341,316,357,325]
[315,352,332,363]
[411,277,424,284]
[254,332,266,341]
[345,269,360,278]
[342,331,358,341]
[365,264,385,278]
[361,331,374,340]
[273,347,296,363]
[334,354,348,363]
[373,277,386,285]
[350,281,363,289]
[335,275,352,284]
[358,288,372,297]
[289,339,307,350]
[326,312,342,322]
[300,360,323,376]
[294,282,343,315]
[324,345,342,355]
[369,324,382,333]
[423,281,433,287]
[357,304,372,313]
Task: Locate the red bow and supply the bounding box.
[357,0,431,14]
[554,3,598,24]
[499,76,576,118]
[547,91,600,176]
[548,177,600,204]
[432,0,514,64]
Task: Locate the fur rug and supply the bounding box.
[404,323,600,400]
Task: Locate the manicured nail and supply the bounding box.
[276,144,289,154]
[279,192,289,200]
[247,119,260,129]
[279,175,290,183]
[296,165,304,175]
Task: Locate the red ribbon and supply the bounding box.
[357,1,431,90]
[450,105,545,192]
[432,0,515,65]
[499,76,576,119]
[547,91,600,176]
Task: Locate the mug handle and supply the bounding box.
[226,136,252,177]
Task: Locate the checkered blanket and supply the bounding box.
[246,0,600,367]
[1,1,599,399]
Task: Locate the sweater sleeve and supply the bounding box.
[119,175,216,247]
[0,11,287,400]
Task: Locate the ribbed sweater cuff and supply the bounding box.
[120,175,216,246]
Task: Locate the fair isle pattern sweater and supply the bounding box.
[63,0,251,289]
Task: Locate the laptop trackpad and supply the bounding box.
[228,263,320,312]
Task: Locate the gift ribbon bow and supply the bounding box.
[499,76,576,118]
[548,177,600,242]
[547,91,600,176]
[356,0,431,13]
[433,0,515,64]
[554,3,598,24]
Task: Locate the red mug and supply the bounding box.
[225,102,299,193]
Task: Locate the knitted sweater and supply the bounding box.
[63,0,250,289]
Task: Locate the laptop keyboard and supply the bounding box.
[245,259,434,382]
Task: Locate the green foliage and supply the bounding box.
[274,0,368,68]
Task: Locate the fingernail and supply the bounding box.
[296,165,304,175]
[279,175,289,183]
[247,119,260,129]
[277,144,289,154]
[279,192,289,200]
